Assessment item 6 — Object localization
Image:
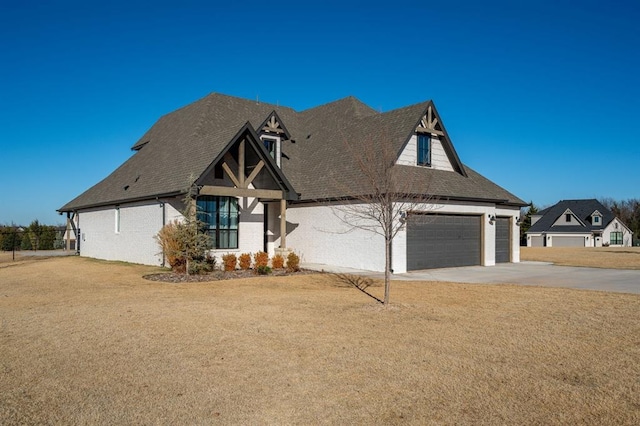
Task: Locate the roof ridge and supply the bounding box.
[300,95,376,115]
[208,92,298,113]
[380,99,432,115]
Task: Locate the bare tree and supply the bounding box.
[331,127,436,306]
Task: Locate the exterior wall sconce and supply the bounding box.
[399,211,407,224]
[488,214,496,225]
[515,216,522,226]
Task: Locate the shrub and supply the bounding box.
[271,254,285,269]
[254,251,269,269]
[286,252,300,272]
[239,253,252,270]
[188,257,206,275]
[156,221,186,273]
[222,253,237,271]
[256,265,272,275]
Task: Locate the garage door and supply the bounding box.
[530,236,544,247]
[407,214,481,270]
[552,236,584,247]
[495,217,510,263]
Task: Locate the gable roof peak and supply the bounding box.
[300,95,378,118]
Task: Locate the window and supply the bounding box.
[197,196,239,249]
[565,213,571,222]
[261,136,281,167]
[263,137,277,159]
[417,135,431,166]
[610,231,623,245]
[593,216,600,224]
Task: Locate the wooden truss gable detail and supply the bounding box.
[198,123,299,249]
[212,138,279,199]
[259,111,290,138]
[416,105,444,136]
[263,115,284,134]
[197,122,298,201]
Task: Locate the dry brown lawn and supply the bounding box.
[1,256,639,425]
[522,246,640,270]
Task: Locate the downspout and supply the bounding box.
[158,199,166,267]
[75,211,80,255]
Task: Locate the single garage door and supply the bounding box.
[407,214,481,270]
[495,217,510,263]
[552,236,584,247]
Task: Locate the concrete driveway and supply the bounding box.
[401,262,640,294]
[304,261,640,295]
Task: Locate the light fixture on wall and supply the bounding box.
[515,216,522,226]
[488,214,496,225]
[399,211,407,224]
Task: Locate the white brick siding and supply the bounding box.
[78,200,176,266]
[287,201,520,273]
[77,196,266,266]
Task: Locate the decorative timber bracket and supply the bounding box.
[416,104,444,136]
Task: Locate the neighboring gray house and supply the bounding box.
[59,93,526,272]
[526,199,632,247]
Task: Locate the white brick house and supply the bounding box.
[59,93,526,271]
[526,199,633,247]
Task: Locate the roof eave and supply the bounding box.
[57,190,185,213]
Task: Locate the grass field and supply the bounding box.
[1,256,639,424]
[521,246,640,269]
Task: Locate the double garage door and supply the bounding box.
[406,214,510,270]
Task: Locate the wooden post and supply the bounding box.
[280,199,286,249]
[238,139,245,188]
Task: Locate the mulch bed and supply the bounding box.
[143,268,315,283]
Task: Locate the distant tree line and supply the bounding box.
[0,220,65,251]
[519,198,640,246]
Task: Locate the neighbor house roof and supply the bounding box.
[59,93,525,212]
[528,199,616,233]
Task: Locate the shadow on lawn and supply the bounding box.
[330,273,383,304]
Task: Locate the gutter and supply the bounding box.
[58,191,185,213]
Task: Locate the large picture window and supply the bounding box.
[417,134,431,166]
[197,196,239,249]
[610,231,623,245]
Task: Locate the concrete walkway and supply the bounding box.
[302,262,640,295]
[15,250,76,257]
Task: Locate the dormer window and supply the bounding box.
[260,136,281,167]
[417,134,431,166]
[263,137,277,158]
[591,210,602,225]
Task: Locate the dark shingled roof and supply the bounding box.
[528,199,615,233]
[59,93,525,211]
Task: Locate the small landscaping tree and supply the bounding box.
[330,122,436,306]
[155,181,212,275]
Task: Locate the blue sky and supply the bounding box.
[1,0,638,225]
